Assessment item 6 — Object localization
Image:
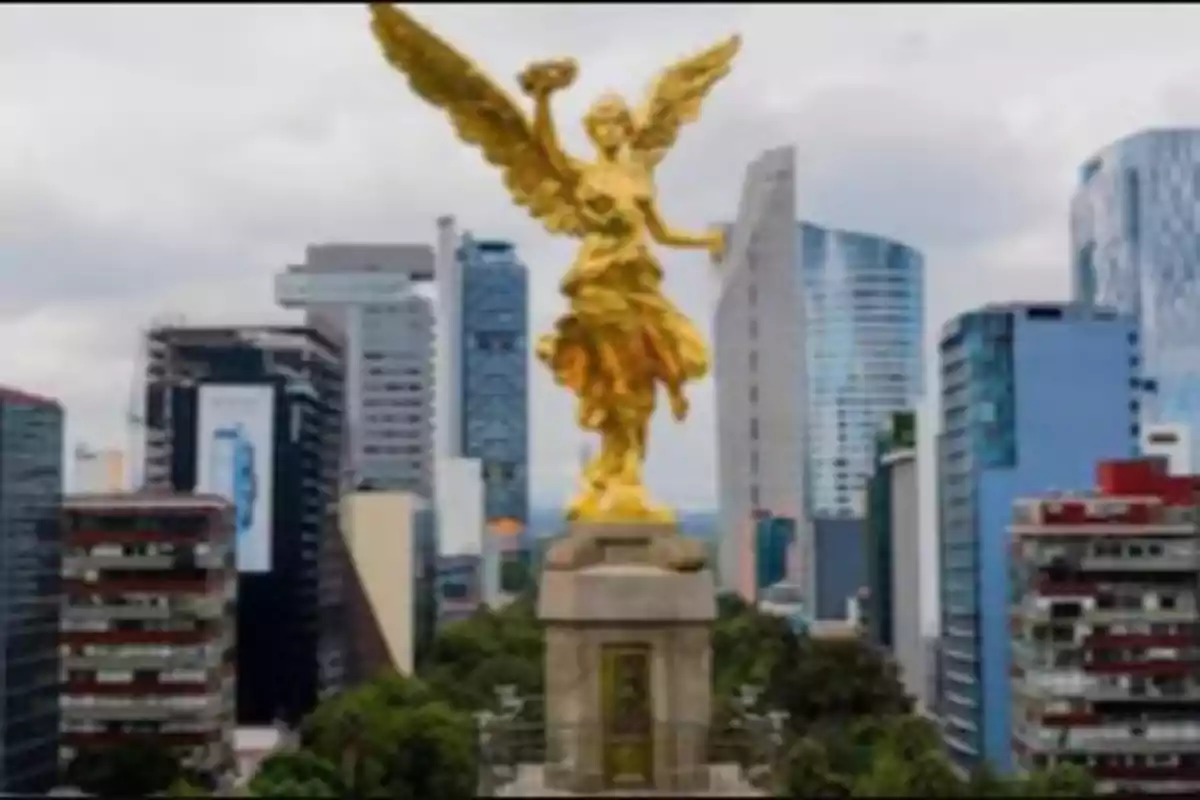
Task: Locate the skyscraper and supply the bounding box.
[714,146,805,602]
[936,302,1140,774]
[457,233,529,526]
[801,223,924,518]
[863,410,927,711]
[435,217,529,599]
[0,386,63,793]
[275,243,436,495]
[1071,128,1200,441]
[714,147,925,604]
[141,325,344,724]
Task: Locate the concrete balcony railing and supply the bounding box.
[1087,608,1199,625]
[173,595,231,620]
[62,650,224,672]
[63,605,173,623]
[1080,555,1200,572]
[1017,728,1200,755]
[66,553,229,571]
[1017,604,1198,625]
[62,696,227,723]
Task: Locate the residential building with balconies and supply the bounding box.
[60,492,237,781]
[1010,457,1200,795]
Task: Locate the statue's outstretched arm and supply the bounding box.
[642,199,722,252]
[519,60,580,179]
[533,95,574,177]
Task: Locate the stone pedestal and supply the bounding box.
[537,522,717,795]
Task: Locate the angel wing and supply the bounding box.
[369,4,584,236]
[631,35,742,171]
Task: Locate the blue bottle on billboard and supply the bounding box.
[209,424,258,541]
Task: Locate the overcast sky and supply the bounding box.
[3,3,1200,516]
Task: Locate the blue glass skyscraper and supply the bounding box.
[800,222,924,519]
[1071,128,1200,439]
[457,234,530,527]
[937,303,1139,775]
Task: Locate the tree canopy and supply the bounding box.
[64,737,187,797]
[241,589,1096,798]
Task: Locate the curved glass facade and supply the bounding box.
[800,223,924,518]
[1071,129,1200,431]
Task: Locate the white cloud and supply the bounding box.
[3,3,1199,530]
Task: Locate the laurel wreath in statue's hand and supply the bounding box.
[517,59,578,99]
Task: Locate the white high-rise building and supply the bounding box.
[434,216,463,460]
[713,146,808,602]
[435,456,491,603]
[276,244,436,495]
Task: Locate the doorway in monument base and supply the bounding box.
[600,642,654,791]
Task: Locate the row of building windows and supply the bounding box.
[63,643,224,659]
[63,694,219,709]
[65,668,209,684]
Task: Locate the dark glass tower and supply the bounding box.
[141,326,344,725]
[0,386,63,792]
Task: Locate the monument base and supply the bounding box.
[496,763,767,797]
[536,522,720,795]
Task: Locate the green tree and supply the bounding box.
[420,599,543,720]
[826,716,963,797]
[165,776,212,796]
[771,637,912,733]
[968,762,1016,797]
[711,595,797,702]
[851,749,917,797]
[780,736,851,798]
[65,738,184,796]
[904,750,966,797]
[1017,762,1097,797]
[248,750,344,797]
[295,672,477,800]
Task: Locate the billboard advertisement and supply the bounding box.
[195,384,275,573]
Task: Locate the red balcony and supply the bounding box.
[61,629,215,646]
[1041,711,1100,726]
[67,530,210,547]
[64,731,215,747]
[1093,764,1200,781]
[64,577,222,595]
[65,679,213,696]
[1035,579,1098,596]
[1083,660,1199,676]
[1040,500,1156,527]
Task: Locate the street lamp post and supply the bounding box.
[732,683,790,789]
[475,684,528,796]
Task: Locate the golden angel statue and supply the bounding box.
[370,4,740,524]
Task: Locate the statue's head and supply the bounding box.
[584,93,634,152]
